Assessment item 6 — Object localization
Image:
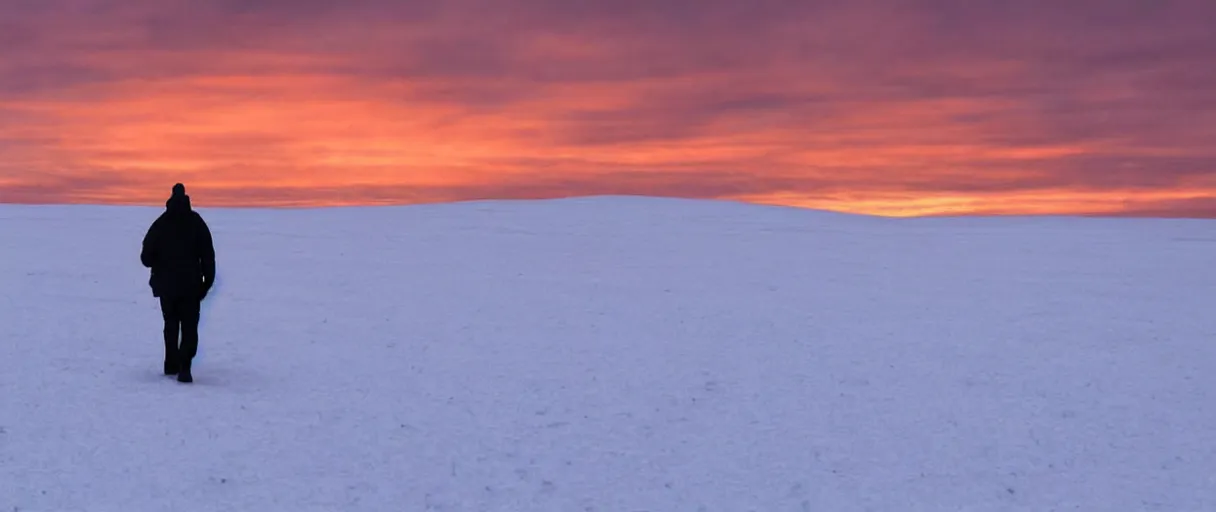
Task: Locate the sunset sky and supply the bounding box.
[1,1,1214,217]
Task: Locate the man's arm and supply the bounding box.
[140,220,159,268]
[197,214,216,289]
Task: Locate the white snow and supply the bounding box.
[1,196,1214,511]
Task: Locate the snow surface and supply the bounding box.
[2,196,1215,511]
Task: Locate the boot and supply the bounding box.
[164,360,179,375]
[177,361,193,383]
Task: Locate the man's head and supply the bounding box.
[166,183,191,212]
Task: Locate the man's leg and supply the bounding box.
[160,296,180,375]
[177,297,201,383]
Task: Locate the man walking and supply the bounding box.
[141,183,216,383]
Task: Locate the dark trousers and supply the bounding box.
[160,296,201,370]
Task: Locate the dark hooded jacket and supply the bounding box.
[141,185,215,299]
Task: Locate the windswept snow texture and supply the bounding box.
[2,196,1215,511]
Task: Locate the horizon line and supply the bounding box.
[3,194,1214,221]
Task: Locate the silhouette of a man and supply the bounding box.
[141,183,215,383]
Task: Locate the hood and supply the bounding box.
[165,183,192,213]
